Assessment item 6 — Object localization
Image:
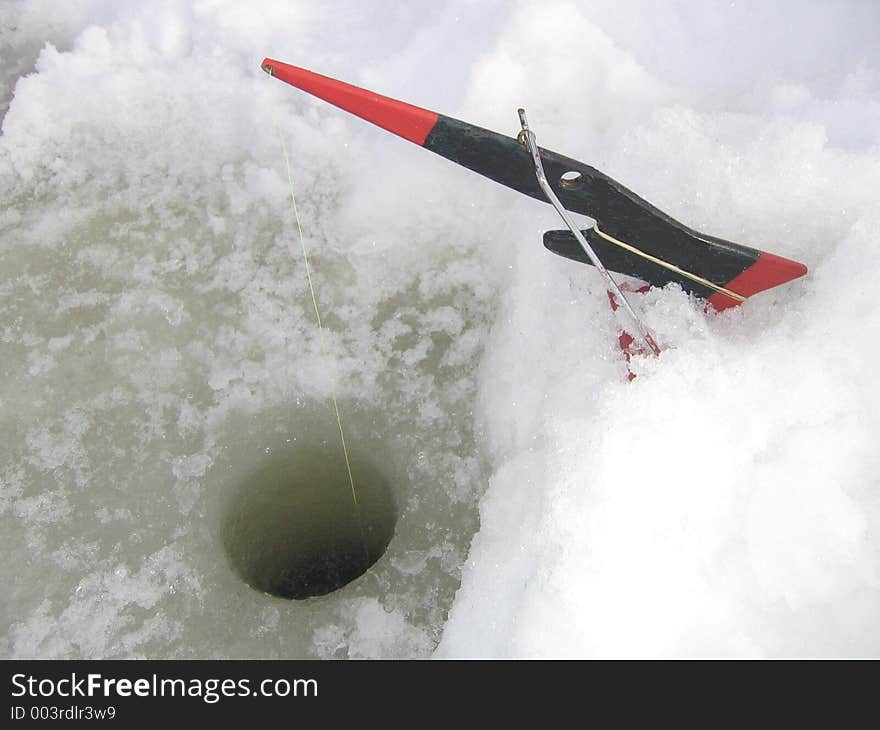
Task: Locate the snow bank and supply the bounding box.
[439,0,880,657]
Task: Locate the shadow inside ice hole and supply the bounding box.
[215,405,397,600]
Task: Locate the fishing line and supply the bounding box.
[270,99,360,511]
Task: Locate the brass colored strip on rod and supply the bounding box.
[591,225,746,303]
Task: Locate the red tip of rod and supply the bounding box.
[709,252,808,311]
[262,58,439,146]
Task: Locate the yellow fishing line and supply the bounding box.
[271,103,359,508]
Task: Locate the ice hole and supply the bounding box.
[221,433,396,600]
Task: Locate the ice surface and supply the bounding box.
[1,0,879,658]
[0,0,499,658]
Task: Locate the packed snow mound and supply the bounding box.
[438,1,880,657]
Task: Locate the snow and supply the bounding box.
[2,0,879,658]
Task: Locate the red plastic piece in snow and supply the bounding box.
[709,251,808,311]
[607,285,657,380]
[262,58,439,146]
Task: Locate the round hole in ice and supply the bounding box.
[221,435,396,600]
[560,170,583,189]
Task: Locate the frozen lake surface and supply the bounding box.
[2,0,879,657]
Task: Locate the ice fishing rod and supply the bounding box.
[261,58,808,361]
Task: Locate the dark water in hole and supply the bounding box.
[221,437,396,599]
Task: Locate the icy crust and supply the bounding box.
[0,1,503,659]
[0,179,495,657]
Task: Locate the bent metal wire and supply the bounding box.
[517,108,660,357]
